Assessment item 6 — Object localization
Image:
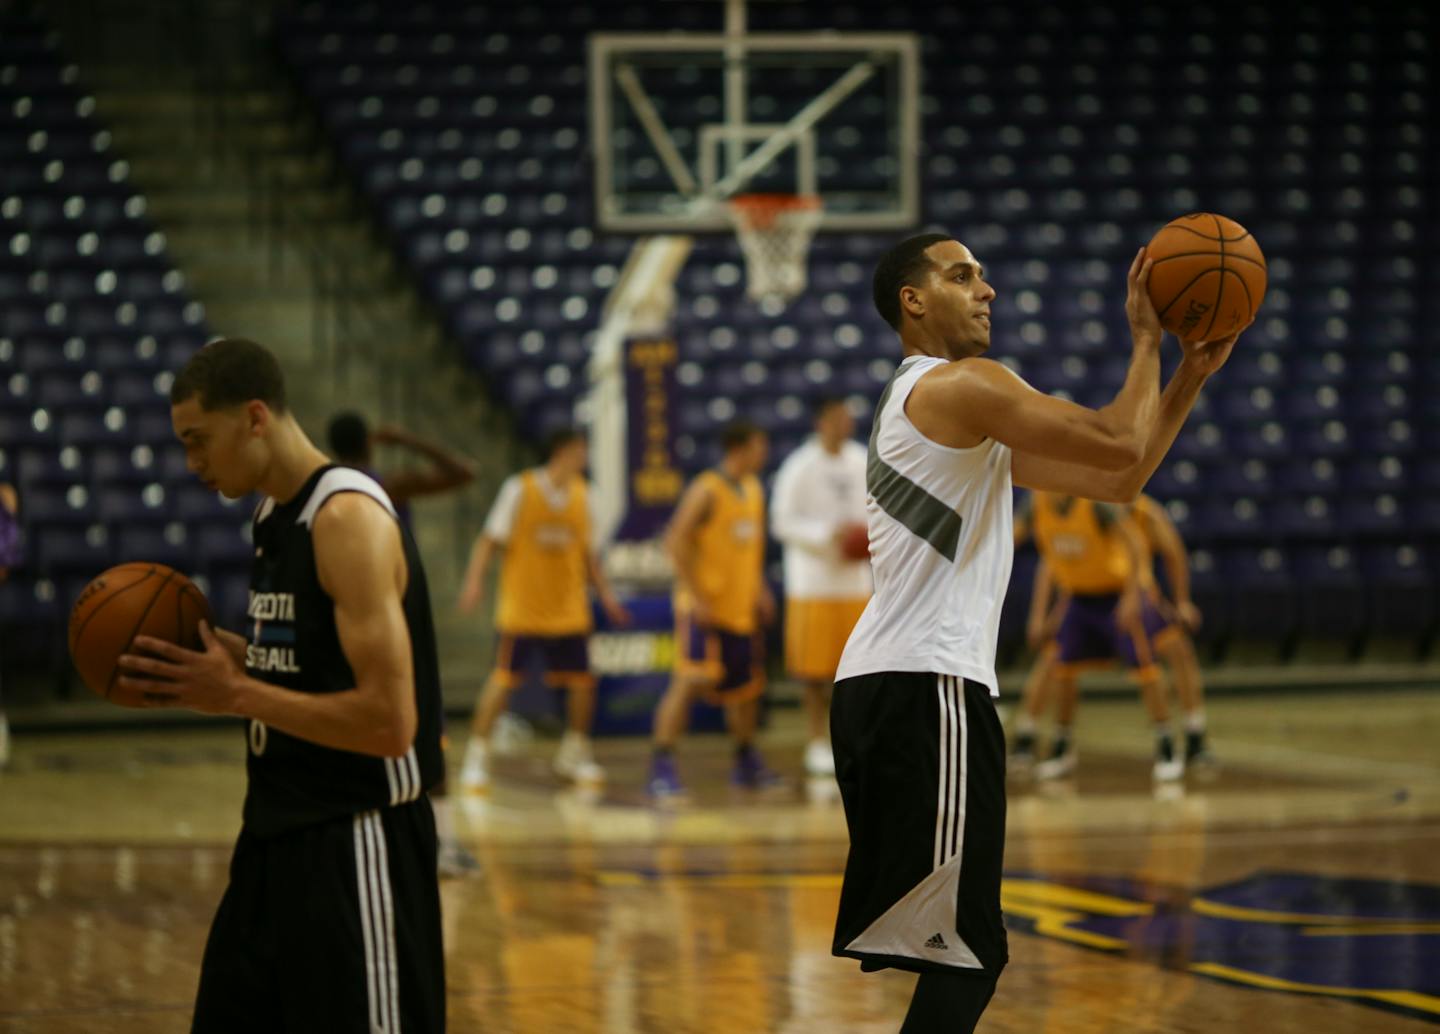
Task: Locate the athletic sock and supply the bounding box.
[1012,730,1036,756]
[1155,725,1176,762]
[1049,726,1072,759]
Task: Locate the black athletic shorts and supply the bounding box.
[831,672,1008,977]
[192,797,445,1033]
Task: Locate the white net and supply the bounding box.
[727,194,823,305]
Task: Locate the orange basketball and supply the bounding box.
[839,521,870,562]
[1144,213,1267,341]
[68,562,212,706]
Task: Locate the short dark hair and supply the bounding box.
[872,232,954,330]
[813,396,848,423]
[542,427,585,461]
[170,337,287,413]
[327,411,370,462]
[720,419,763,452]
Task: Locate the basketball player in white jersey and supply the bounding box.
[770,396,871,776]
[832,234,1248,1032]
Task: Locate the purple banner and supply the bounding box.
[617,336,683,541]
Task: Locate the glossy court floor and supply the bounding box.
[1,689,1438,1033]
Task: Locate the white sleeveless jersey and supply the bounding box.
[836,355,1014,696]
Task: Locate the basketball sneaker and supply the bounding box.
[647,752,684,799]
[437,842,482,879]
[1153,735,1185,783]
[1185,731,1218,771]
[459,741,490,794]
[732,745,784,790]
[1007,730,1037,776]
[803,739,835,777]
[554,733,605,785]
[1034,739,1077,781]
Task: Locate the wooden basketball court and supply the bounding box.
[1,689,1437,1032]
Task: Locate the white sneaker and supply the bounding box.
[492,712,534,755]
[459,743,490,794]
[554,736,605,784]
[1152,754,1186,783]
[1035,745,1077,781]
[804,739,835,777]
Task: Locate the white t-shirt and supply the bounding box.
[484,470,602,549]
[836,355,1014,697]
[770,437,873,600]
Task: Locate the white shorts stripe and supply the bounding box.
[384,758,400,807]
[407,749,420,801]
[369,812,402,1033]
[353,814,382,1032]
[934,677,966,868]
[934,675,950,870]
[953,678,969,864]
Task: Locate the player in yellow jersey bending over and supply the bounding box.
[649,421,778,797]
[1012,491,1183,781]
[457,429,630,791]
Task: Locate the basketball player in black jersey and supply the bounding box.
[118,338,446,1032]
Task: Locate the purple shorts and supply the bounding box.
[1054,593,1170,670]
[494,634,593,690]
[677,612,765,701]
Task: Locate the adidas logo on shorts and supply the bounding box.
[924,932,949,950]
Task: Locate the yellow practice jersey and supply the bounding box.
[676,470,765,634]
[1031,493,1132,595]
[496,471,592,635]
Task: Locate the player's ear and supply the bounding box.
[246,399,270,438]
[899,283,924,319]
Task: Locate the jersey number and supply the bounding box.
[249,720,268,757]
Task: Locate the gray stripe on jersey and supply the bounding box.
[867,373,965,561]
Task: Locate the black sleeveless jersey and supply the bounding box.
[241,465,444,837]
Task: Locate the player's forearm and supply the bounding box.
[1161,548,1191,604]
[772,511,834,553]
[461,537,497,590]
[395,432,476,482]
[1027,565,1054,627]
[233,675,417,758]
[1094,335,1162,463]
[587,553,621,605]
[1110,359,1211,500]
[666,536,702,596]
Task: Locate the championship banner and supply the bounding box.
[616,336,683,542]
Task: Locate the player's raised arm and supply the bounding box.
[1005,254,1249,501]
[373,424,478,505]
[908,249,1163,478]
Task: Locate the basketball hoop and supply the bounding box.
[727,193,822,306]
